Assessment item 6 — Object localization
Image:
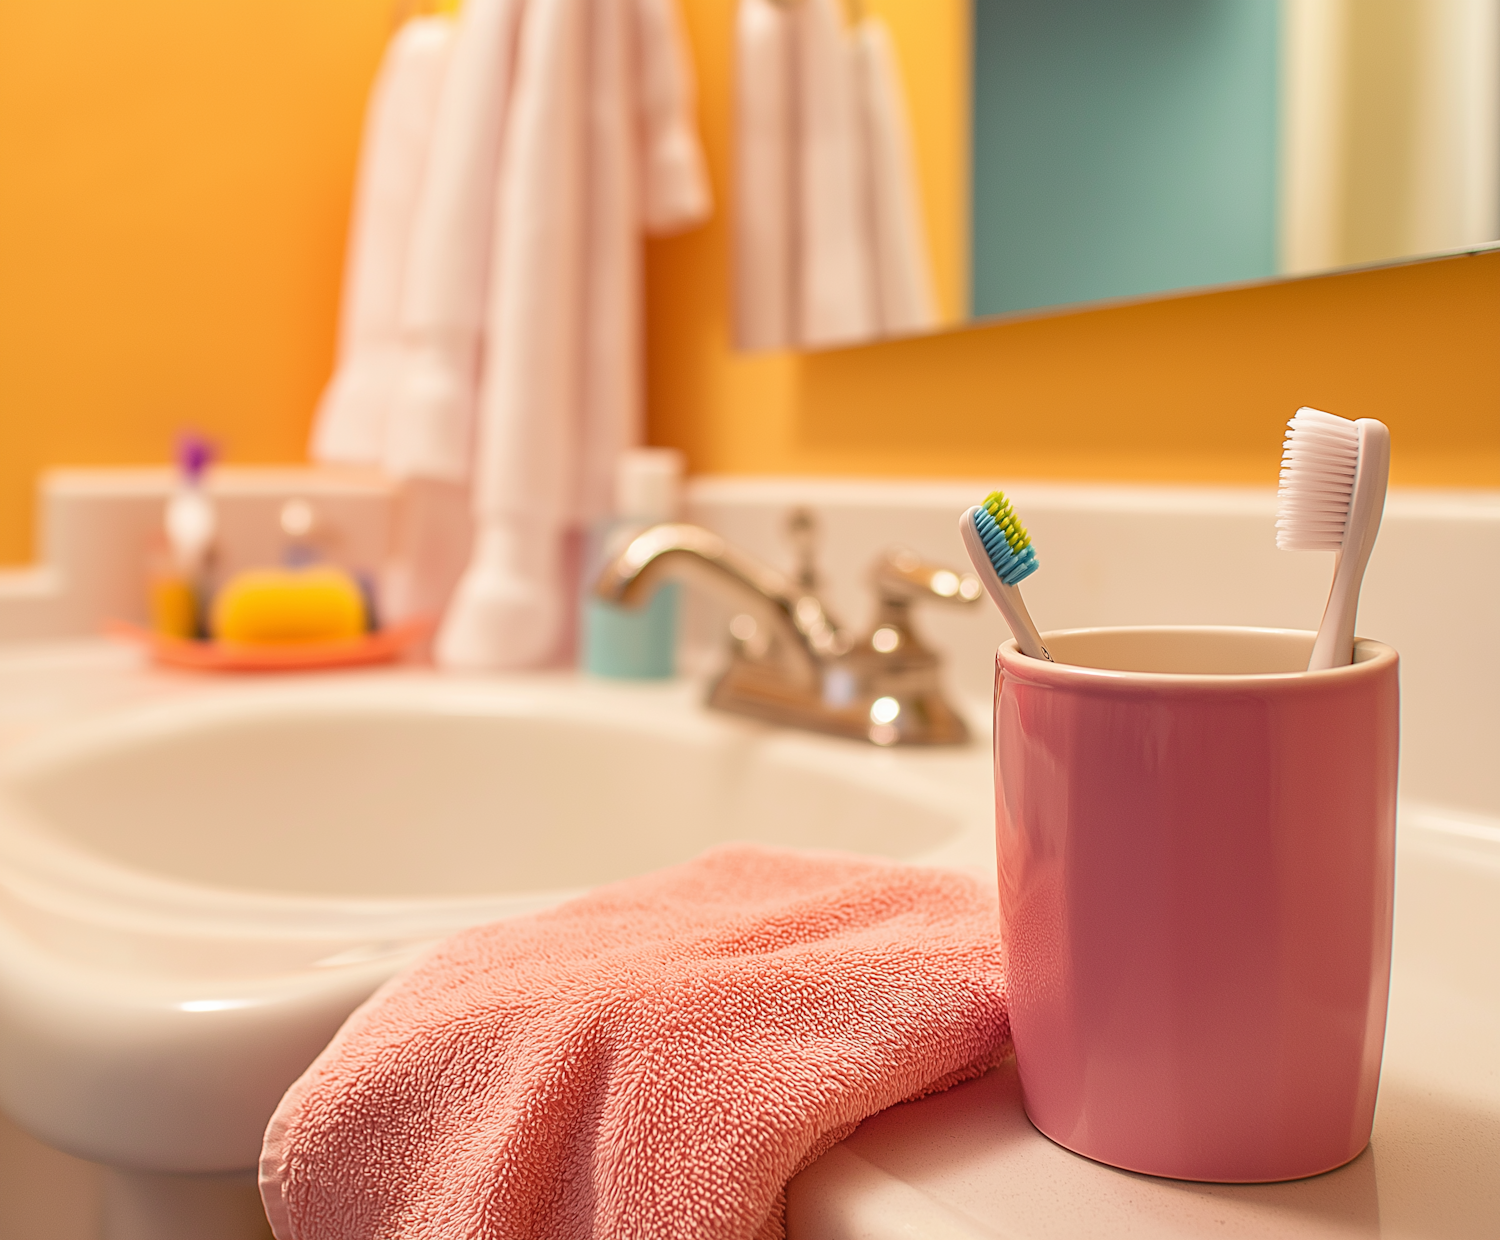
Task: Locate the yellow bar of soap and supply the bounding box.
[211,568,367,645]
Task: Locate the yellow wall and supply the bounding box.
[1,0,1495,564]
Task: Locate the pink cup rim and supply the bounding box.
[999,625,1397,693]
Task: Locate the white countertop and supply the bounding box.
[0,640,1495,1240]
[787,819,1500,1238]
[790,1057,1500,1239]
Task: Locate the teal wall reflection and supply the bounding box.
[971,0,1281,317]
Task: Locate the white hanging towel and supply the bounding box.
[855,17,939,337]
[730,0,937,350]
[309,18,453,465]
[732,0,796,351]
[435,0,710,670]
[796,0,878,349]
[384,0,528,483]
[375,0,528,628]
[638,0,717,233]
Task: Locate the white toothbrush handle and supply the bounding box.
[959,509,1052,661]
[1309,419,1390,671]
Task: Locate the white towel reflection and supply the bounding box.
[734,0,938,351]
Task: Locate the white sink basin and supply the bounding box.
[0,673,992,1183]
[6,686,968,901]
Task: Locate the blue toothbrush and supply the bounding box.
[959,491,1052,661]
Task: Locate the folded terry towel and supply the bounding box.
[259,845,1010,1240]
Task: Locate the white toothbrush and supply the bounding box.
[959,492,1051,661]
[1276,408,1390,671]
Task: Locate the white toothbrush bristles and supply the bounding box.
[1276,409,1359,552]
[1275,406,1390,671]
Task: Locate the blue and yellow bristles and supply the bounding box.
[958,490,1052,661]
[974,491,1039,586]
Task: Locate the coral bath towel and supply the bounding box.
[259,845,1010,1240]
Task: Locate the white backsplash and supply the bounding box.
[0,469,1493,817]
[685,477,1500,820]
[0,468,393,642]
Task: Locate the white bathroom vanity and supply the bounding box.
[0,477,1493,1240]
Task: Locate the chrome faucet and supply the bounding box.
[593,517,982,745]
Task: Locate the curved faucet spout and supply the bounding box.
[594,521,972,746]
[594,523,828,686]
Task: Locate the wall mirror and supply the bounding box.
[732,0,1500,352]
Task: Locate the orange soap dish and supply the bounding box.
[108,619,433,673]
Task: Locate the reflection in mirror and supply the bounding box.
[731,0,1500,350]
[734,0,946,350]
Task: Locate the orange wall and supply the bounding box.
[0,0,389,564]
[1,1,1495,563]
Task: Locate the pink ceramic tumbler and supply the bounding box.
[995,627,1398,1182]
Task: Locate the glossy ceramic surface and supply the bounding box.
[994,627,1399,1182]
[0,671,986,1178]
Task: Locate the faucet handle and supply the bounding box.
[785,506,820,594]
[872,548,983,606]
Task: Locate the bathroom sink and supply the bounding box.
[4,682,967,901]
[0,672,991,1180]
